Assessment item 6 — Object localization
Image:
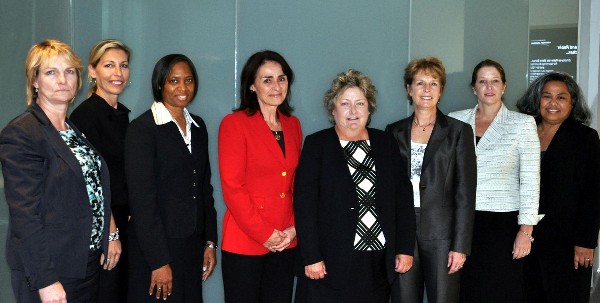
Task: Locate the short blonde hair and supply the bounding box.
[323,69,377,125]
[88,39,131,96]
[25,39,83,105]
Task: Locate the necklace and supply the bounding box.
[413,117,434,131]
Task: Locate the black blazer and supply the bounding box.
[70,93,130,207]
[385,110,476,254]
[294,127,416,289]
[534,118,600,259]
[0,102,111,290]
[124,110,217,270]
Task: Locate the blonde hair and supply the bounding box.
[25,39,83,105]
[87,39,131,96]
[323,69,377,125]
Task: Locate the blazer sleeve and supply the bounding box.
[517,117,541,225]
[0,123,59,290]
[288,117,303,228]
[218,115,275,244]
[574,129,600,248]
[124,118,171,270]
[198,121,218,244]
[294,134,325,265]
[451,123,477,254]
[389,134,417,256]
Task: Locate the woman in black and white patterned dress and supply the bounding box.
[294,69,416,303]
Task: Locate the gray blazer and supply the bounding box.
[386,109,477,254]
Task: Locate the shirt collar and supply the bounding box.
[151,101,199,127]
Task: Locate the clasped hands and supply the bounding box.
[263,226,296,252]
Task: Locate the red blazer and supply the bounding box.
[218,110,302,255]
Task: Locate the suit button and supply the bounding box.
[280,193,285,198]
[193,196,196,199]
[282,171,287,176]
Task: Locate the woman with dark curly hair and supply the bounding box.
[517,71,600,303]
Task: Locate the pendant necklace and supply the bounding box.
[413,117,434,131]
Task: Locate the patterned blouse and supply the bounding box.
[341,140,385,251]
[410,141,427,208]
[59,127,105,251]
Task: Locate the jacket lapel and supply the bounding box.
[29,104,85,181]
[422,109,449,171]
[476,104,509,151]
[250,112,287,167]
[392,117,412,177]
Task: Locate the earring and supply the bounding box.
[127,81,132,87]
[35,87,38,93]
[89,78,96,85]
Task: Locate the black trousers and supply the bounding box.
[97,204,129,303]
[524,252,593,303]
[459,211,523,303]
[11,250,100,303]
[295,250,389,303]
[391,208,461,303]
[221,248,295,303]
[127,233,204,303]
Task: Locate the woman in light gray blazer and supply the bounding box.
[448,59,542,303]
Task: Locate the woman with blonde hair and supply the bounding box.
[294,69,416,302]
[0,39,115,302]
[70,38,131,303]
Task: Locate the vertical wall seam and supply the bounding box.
[69,0,74,47]
[234,0,239,110]
[406,0,413,115]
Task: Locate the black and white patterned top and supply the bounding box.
[341,140,385,251]
[59,128,105,251]
[410,141,427,208]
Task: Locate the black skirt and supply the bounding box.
[459,210,523,303]
[295,249,390,303]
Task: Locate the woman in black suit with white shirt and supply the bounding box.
[125,54,217,302]
[517,71,600,303]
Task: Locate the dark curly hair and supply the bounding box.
[516,71,591,125]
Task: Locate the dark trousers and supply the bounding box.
[11,250,100,303]
[391,208,460,303]
[127,233,204,303]
[98,205,128,303]
[221,248,295,303]
[295,250,389,303]
[459,211,523,303]
[524,253,593,303]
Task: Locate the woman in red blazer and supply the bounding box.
[218,50,302,303]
